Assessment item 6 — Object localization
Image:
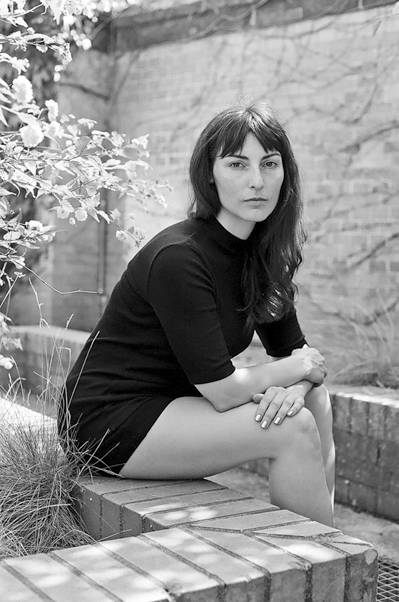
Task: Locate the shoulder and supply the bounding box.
[137,218,207,258]
[143,218,209,268]
[124,218,213,295]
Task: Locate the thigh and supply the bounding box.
[119,395,314,479]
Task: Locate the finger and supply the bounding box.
[254,387,280,423]
[313,365,328,387]
[286,396,305,418]
[272,394,304,426]
[259,390,290,429]
[252,393,264,421]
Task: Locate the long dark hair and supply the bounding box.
[188,102,306,323]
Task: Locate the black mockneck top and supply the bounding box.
[64,216,306,424]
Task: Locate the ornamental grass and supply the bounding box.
[0,396,95,559]
[0,317,97,563]
[329,303,399,389]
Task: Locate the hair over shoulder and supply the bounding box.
[188,102,306,323]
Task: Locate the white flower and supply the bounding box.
[133,228,145,244]
[0,355,14,370]
[56,206,71,219]
[0,1,11,15]
[116,230,128,242]
[20,122,44,148]
[110,208,121,220]
[27,220,44,232]
[45,99,59,122]
[69,217,76,225]
[44,120,61,139]
[81,38,92,51]
[75,208,87,221]
[12,75,33,105]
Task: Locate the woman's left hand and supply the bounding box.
[252,385,305,429]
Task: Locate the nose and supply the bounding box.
[248,166,264,191]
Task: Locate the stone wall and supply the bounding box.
[16,0,399,372]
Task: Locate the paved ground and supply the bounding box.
[210,466,399,563]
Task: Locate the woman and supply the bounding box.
[60,102,335,527]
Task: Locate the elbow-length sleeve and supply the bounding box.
[255,310,307,358]
[147,243,236,384]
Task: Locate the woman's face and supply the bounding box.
[212,132,284,239]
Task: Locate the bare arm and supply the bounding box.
[195,347,325,412]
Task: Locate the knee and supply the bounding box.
[316,384,330,403]
[292,407,318,433]
[307,385,333,416]
[288,407,321,450]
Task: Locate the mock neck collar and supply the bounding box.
[201,215,249,253]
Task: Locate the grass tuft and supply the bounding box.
[0,397,95,559]
[328,303,399,389]
[0,314,98,560]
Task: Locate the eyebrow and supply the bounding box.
[226,152,281,160]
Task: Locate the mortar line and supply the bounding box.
[48,551,123,602]
[1,563,54,602]
[141,534,227,591]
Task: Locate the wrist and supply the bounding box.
[284,356,311,385]
[287,380,313,395]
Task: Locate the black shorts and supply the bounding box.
[59,394,175,476]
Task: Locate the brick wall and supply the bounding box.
[332,389,399,521]
[15,1,399,370]
[110,0,399,374]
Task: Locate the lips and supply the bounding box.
[244,197,268,202]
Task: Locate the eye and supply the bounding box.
[262,160,278,168]
[228,161,246,169]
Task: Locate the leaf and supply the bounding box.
[36,188,50,198]
[96,210,110,223]
[25,161,37,175]
[14,17,28,28]
[16,112,38,126]
[85,205,99,222]
[0,106,8,126]
[26,34,53,44]
[75,136,91,155]
[19,240,40,249]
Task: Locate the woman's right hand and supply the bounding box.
[291,346,327,386]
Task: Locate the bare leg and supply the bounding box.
[119,397,333,526]
[305,385,335,507]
